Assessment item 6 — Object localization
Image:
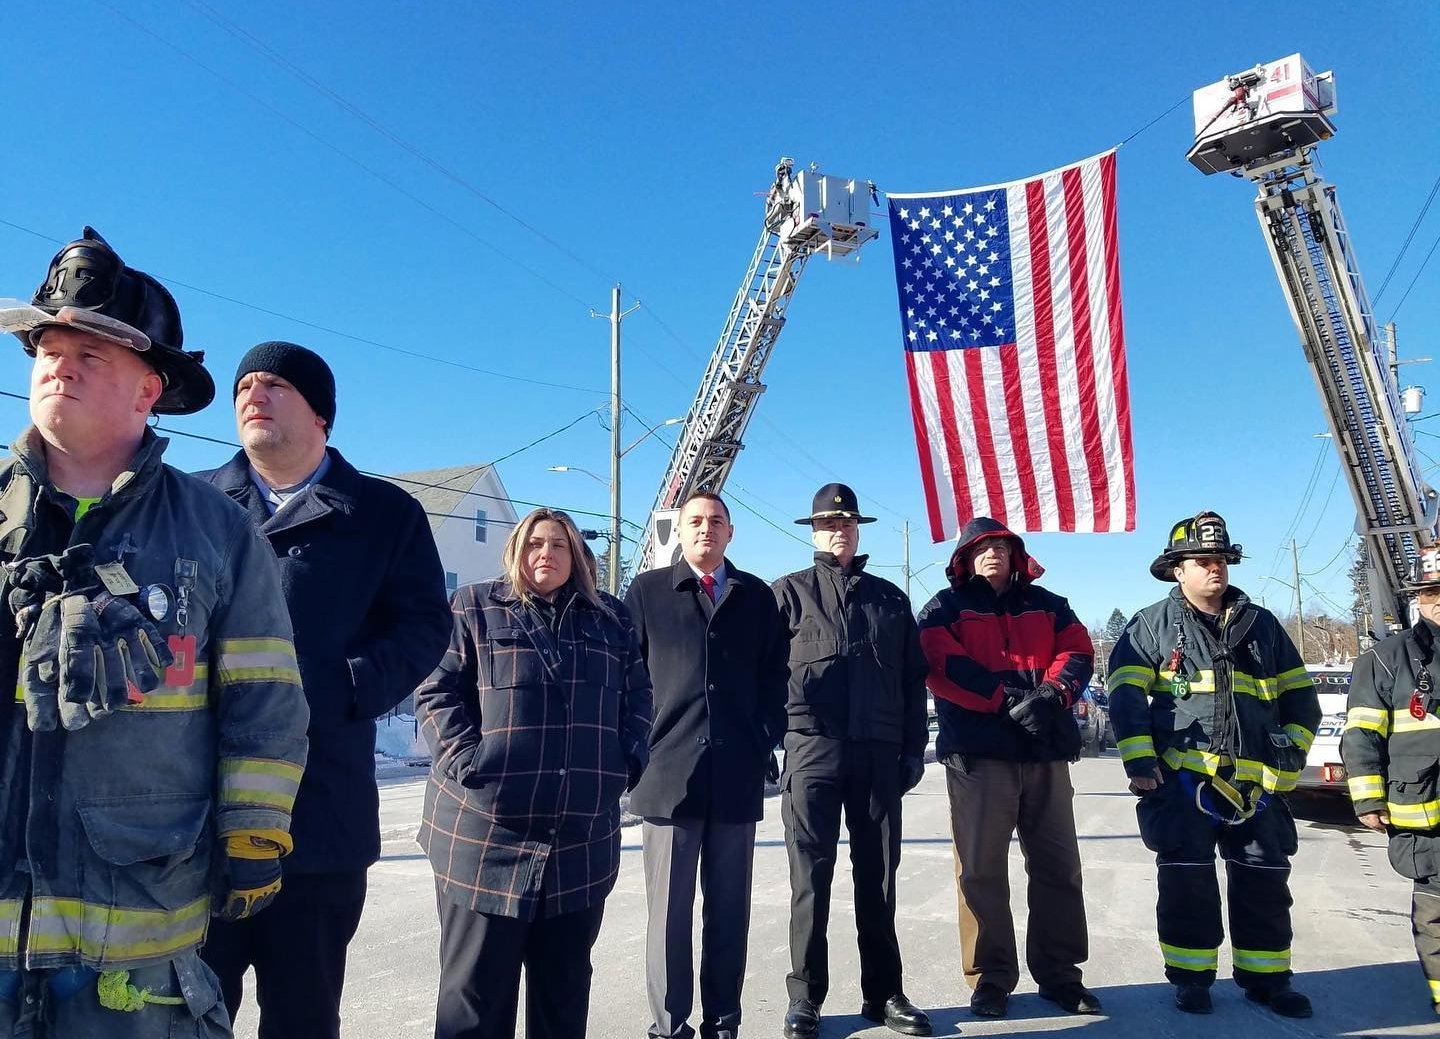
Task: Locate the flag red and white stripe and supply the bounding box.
[888,150,1135,540]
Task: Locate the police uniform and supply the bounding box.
[1341,546,1440,1013]
[1107,513,1319,1017]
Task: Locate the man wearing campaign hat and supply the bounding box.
[1107,511,1319,1018]
[198,341,450,1038]
[1342,545,1440,1015]
[771,484,931,1039]
[0,229,308,1035]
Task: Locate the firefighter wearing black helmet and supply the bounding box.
[0,230,308,1037]
[1341,545,1440,1015]
[1107,512,1320,1018]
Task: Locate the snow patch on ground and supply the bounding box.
[374,714,429,761]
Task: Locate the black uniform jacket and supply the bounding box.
[201,448,451,873]
[624,557,789,822]
[771,553,929,758]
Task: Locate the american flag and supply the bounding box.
[887,150,1136,540]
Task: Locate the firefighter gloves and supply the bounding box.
[56,591,173,730]
[219,835,285,921]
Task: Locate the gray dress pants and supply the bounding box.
[643,816,757,1039]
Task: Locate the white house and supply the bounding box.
[386,463,520,598]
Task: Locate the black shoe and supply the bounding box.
[782,999,819,1039]
[860,994,932,1036]
[1038,983,1103,1015]
[1245,983,1312,1019]
[969,982,1009,1018]
[1174,983,1213,1014]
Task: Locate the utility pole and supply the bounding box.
[592,285,641,596]
[1292,539,1305,661]
[902,520,911,601]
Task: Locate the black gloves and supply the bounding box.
[766,751,782,785]
[627,755,646,793]
[1008,684,1066,737]
[900,754,925,793]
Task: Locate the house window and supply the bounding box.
[474,509,488,543]
[444,571,459,596]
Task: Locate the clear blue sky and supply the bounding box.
[2,1,1437,628]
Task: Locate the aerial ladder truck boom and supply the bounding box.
[637,158,879,571]
[1188,54,1436,634]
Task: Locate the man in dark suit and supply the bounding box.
[625,491,791,1039]
[199,341,452,1038]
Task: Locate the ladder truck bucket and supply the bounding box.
[1187,53,1337,175]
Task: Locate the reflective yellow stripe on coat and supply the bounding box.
[26,895,209,964]
[220,758,304,815]
[216,638,301,688]
[1233,947,1291,974]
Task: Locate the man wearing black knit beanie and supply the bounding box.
[198,340,452,1038]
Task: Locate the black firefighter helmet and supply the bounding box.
[1404,545,1440,594]
[1149,511,1244,582]
[0,228,214,415]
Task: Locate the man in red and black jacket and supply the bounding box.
[917,517,1097,1020]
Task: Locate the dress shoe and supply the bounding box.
[1245,982,1312,1019]
[860,994,932,1036]
[1038,983,1102,1014]
[969,982,1008,1018]
[1174,983,1213,1014]
[782,998,819,1039]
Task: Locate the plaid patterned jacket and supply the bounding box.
[416,579,652,919]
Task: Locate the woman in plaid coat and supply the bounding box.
[416,507,654,1039]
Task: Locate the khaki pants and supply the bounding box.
[945,758,1088,992]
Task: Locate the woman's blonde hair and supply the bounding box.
[502,507,606,611]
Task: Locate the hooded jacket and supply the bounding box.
[917,518,1093,762]
[0,428,308,971]
[1107,585,1319,792]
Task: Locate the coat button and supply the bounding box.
[707,683,716,692]
[557,769,566,776]
[709,632,717,639]
[696,736,709,745]
[548,827,557,835]
[288,546,303,558]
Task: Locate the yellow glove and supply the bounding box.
[218,835,285,921]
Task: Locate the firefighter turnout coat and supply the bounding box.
[0,428,309,971]
[1342,619,1440,840]
[1108,586,1320,793]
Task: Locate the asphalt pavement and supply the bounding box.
[231,754,1439,1038]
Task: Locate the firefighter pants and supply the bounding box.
[1413,876,1440,1006]
[781,733,906,1006]
[0,953,231,1037]
[1136,771,1298,992]
[944,757,1088,993]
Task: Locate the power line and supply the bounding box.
[1374,173,1440,305]
[0,390,638,528]
[179,0,621,292]
[0,217,603,396]
[1388,228,1440,322]
[91,0,594,311]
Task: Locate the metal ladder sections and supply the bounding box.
[1254,156,1433,624]
[637,177,813,571]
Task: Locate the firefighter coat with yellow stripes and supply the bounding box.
[0,428,309,971]
[1342,618,1440,847]
[1108,586,1320,795]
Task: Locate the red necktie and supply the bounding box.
[700,574,718,603]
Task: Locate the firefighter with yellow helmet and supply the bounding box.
[1341,544,1440,1015]
[1107,512,1320,1018]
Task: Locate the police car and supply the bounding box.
[1295,663,1352,796]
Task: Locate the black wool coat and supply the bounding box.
[624,557,790,822]
[201,448,451,873]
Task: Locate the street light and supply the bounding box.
[621,417,683,458]
[546,465,607,487]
